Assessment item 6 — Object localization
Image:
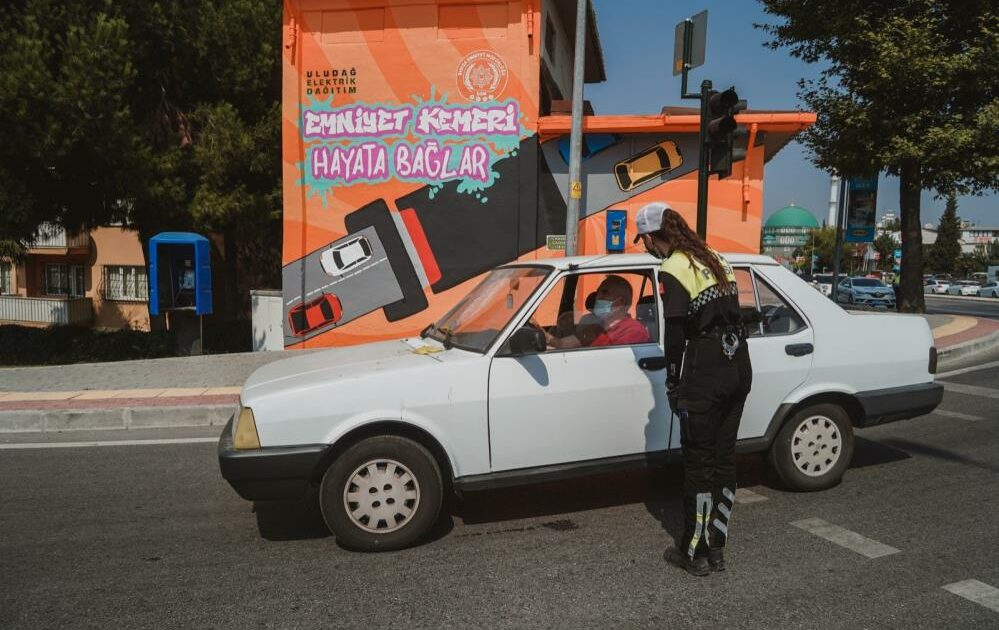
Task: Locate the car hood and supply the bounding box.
[241,338,451,401]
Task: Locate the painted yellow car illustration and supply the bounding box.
[614,140,683,192]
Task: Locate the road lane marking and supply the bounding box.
[942,580,999,613]
[941,381,999,400]
[933,409,984,421]
[0,438,218,450]
[734,488,768,504]
[790,518,900,558]
[937,360,999,379]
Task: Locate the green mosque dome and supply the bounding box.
[765,204,820,229]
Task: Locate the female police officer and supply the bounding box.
[634,202,753,577]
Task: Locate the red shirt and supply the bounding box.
[590,316,651,347]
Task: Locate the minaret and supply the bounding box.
[828,175,840,227]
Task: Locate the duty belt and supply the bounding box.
[695,324,746,360]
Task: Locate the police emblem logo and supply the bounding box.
[456,50,509,103]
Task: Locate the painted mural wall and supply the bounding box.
[282,0,766,349]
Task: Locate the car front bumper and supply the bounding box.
[218,416,328,501]
[854,382,944,428]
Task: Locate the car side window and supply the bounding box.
[527,270,657,352]
[734,268,763,337]
[755,277,806,335]
[734,267,806,336]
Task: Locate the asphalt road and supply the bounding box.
[925,294,999,319]
[2,367,999,629]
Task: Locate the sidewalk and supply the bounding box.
[1,314,997,433]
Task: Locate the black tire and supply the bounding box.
[769,403,854,492]
[319,435,443,551]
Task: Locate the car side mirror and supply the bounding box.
[507,326,546,356]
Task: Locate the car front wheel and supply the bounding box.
[319,435,443,551]
[769,403,854,491]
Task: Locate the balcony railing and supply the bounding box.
[0,296,93,326]
[27,224,90,250]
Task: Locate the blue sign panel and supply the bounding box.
[606,209,627,252]
[148,232,213,316]
[845,177,878,243]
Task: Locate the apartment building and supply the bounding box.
[0,224,150,330]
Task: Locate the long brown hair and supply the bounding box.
[645,207,733,288]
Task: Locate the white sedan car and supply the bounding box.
[978,282,999,298]
[220,254,942,551]
[947,281,981,296]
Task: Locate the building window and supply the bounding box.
[102,265,148,301]
[0,262,12,294]
[45,264,85,297]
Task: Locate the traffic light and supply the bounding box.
[703,87,747,179]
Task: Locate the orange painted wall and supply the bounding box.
[282,0,803,349]
[89,227,151,331]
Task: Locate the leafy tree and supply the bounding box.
[873,232,900,272]
[0,0,282,317]
[800,227,856,273]
[926,194,962,274]
[757,1,999,312]
[987,239,999,264]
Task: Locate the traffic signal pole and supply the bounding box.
[696,80,712,240]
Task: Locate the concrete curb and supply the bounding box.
[0,404,236,433]
[938,329,999,362]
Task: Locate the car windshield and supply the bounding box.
[426,266,550,353]
[852,278,885,287]
[815,275,832,283]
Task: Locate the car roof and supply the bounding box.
[502,252,780,271]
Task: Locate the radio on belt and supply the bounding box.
[606,209,627,253]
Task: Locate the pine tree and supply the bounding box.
[927,195,962,274]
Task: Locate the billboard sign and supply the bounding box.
[845,177,878,242]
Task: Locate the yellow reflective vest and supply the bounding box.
[659,249,736,300]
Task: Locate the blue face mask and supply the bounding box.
[592,299,615,319]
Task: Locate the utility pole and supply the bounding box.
[831,176,848,301]
[564,0,588,257]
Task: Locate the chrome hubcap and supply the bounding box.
[790,415,842,477]
[343,459,420,534]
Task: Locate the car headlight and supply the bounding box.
[234,405,261,450]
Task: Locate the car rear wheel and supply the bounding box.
[769,403,854,491]
[319,435,443,551]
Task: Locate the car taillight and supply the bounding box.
[929,347,938,375]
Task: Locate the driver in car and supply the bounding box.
[544,275,650,349]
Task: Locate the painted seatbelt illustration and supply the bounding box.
[281,0,814,349]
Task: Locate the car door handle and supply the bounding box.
[638,356,666,371]
[785,343,814,357]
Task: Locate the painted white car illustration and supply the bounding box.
[320,236,373,277]
[220,254,942,551]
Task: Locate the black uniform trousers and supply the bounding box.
[676,335,752,559]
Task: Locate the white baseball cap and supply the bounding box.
[633,202,671,243]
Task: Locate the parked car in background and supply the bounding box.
[812,274,845,297]
[221,253,941,551]
[837,277,896,308]
[977,282,999,298]
[924,279,950,294]
[947,281,981,296]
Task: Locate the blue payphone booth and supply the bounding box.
[606,209,627,253]
[148,232,213,316]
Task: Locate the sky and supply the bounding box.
[586,0,998,228]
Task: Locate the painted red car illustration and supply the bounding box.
[288,293,343,336]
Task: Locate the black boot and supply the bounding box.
[664,547,710,577]
[707,547,725,572]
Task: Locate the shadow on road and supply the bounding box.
[253,494,331,541]
[848,436,912,470]
[876,437,999,473]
